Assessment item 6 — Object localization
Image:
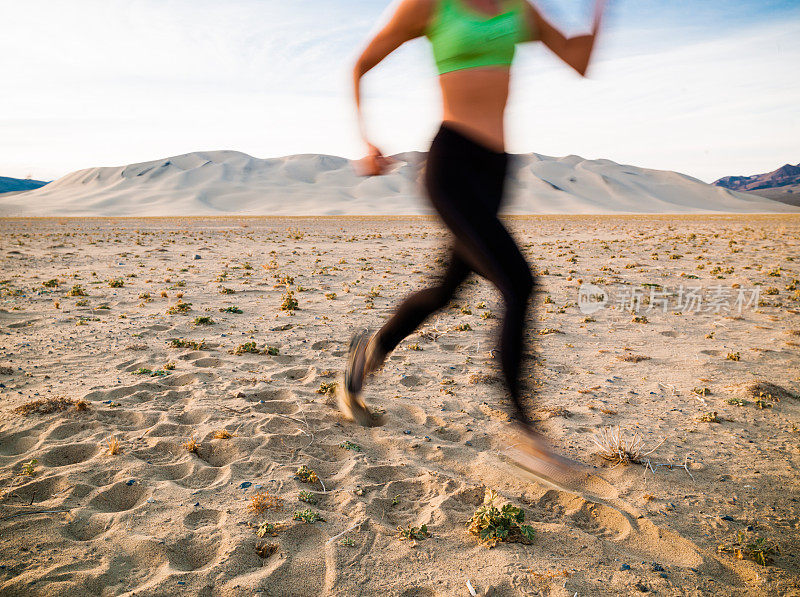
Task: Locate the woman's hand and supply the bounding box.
[527,0,608,77]
[355,142,393,176]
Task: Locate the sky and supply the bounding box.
[1,0,798,183]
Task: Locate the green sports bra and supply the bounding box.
[425,0,532,75]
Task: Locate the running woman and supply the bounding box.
[342,0,607,487]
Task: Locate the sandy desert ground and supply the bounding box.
[0,215,798,596]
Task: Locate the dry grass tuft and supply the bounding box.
[248,491,284,515]
[746,382,798,402]
[591,426,663,465]
[698,411,720,423]
[74,399,90,412]
[106,436,122,455]
[14,397,78,416]
[183,436,201,454]
[255,542,278,558]
[214,429,234,439]
[618,354,651,363]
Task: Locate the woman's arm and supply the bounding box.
[523,0,606,77]
[353,0,433,175]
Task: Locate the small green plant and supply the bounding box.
[108,278,124,288]
[166,301,192,315]
[408,343,421,351]
[538,328,563,335]
[295,465,318,484]
[476,301,486,309]
[392,495,401,507]
[454,323,471,331]
[692,387,711,396]
[134,367,152,375]
[169,338,206,350]
[265,345,279,356]
[698,411,719,423]
[68,284,86,296]
[480,310,494,319]
[339,537,356,547]
[75,299,89,306]
[726,397,747,407]
[22,459,37,476]
[460,305,472,315]
[256,521,285,537]
[293,508,324,523]
[396,524,430,541]
[340,440,362,452]
[193,316,214,325]
[281,291,298,312]
[219,287,235,295]
[233,342,260,355]
[726,352,741,361]
[467,490,535,548]
[325,292,337,300]
[632,315,649,324]
[298,490,317,504]
[220,306,243,313]
[718,531,779,566]
[43,279,60,288]
[317,381,337,396]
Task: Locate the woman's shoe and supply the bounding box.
[339,330,384,427]
[502,423,599,493]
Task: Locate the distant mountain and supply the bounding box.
[0,176,49,194]
[714,163,800,207]
[1,150,798,216]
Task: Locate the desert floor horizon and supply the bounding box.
[1,215,798,596]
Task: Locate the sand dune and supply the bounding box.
[1,150,797,216]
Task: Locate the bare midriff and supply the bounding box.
[438,65,511,153]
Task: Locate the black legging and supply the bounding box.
[373,121,537,426]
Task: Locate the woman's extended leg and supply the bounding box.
[423,123,537,426]
[371,246,470,359]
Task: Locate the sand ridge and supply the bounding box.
[1,151,799,217]
[0,216,799,596]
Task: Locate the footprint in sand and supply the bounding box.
[87,481,148,513]
[0,430,38,456]
[534,487,702,568]
[272,366,315,383]
[183,509,224,530]
[39,443,99,467]
[62,514,110,541]
[260,523,328,594]
[165,536,221,571]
